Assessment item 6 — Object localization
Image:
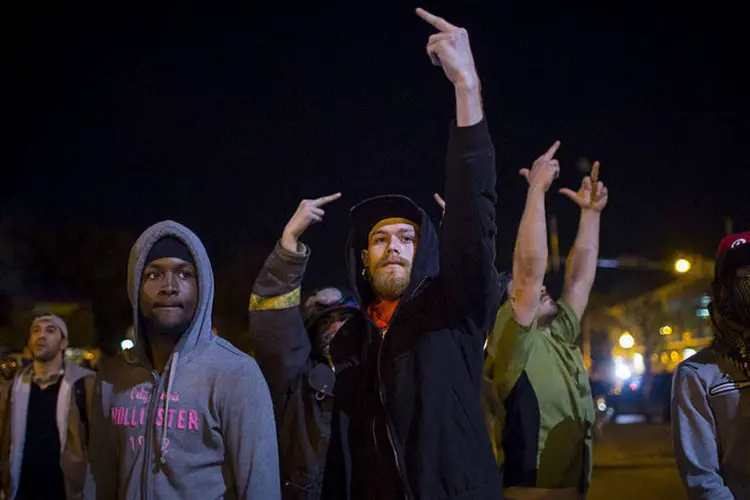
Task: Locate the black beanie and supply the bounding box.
[146,236,195,266]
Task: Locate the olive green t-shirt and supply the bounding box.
[484,300,595,491]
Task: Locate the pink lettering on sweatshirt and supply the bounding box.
[110,389,201,432]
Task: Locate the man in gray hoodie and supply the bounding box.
[90,220,280,499]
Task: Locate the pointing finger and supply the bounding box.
[313,192,342,206]
[590,161,600,183]
[542,141,561,161]
[519,168,530,180]
[433,193,446,209]
[416,7,457,32]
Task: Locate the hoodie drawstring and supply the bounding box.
[160,352,179,465]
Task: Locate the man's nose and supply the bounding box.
[386,236,402,253]
[159,273,179,295]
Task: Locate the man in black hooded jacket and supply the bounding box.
[344,8,500,499]
[252,7,500,499]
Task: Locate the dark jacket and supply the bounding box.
[250,243,365,500]
[345,118,501,499]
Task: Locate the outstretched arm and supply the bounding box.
[511,142,561,326]
[249,193,341,394]
[417,8,497,329]
[560,169,608,319]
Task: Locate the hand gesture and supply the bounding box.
[559,165,609,212]
[519,141,561,193]
[433,193,446,218]
[417,8,479,90]
[281,193,342,253]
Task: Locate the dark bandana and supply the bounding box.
[710,288,750,378]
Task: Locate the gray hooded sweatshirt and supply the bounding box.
[90,220,280,499]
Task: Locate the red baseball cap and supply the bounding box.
[717,232,750,259]
[715,232,750,280]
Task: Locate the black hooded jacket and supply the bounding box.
[346,118,501,499]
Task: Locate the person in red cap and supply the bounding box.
[672,232,750,499]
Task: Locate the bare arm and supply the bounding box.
[511,142,561,326]
[511,187,548,326]
[560,173,609,319]
[455,81,482,127]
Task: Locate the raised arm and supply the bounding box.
[511,142,561,326]
[417,8,497,326]
[249,193,341,394]
[560,170,608,319]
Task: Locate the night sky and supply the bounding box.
[6,1,745,294]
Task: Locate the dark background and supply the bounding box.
[3,1,745,349]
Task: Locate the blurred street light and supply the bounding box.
[659,325,673,336]
[675,258,692,273]
[619,332,635,349]
[121,339,135,350]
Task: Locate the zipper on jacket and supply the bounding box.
[373,275,425,500]
[376,336,411,500]
[141,369,164,499]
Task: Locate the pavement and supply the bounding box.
[588,416,687,500]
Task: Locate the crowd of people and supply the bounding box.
[0,7,747,500]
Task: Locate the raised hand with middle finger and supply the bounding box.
[519,141,562,193]
[281,193,342,253]
[416,8,479,90]
[559,165,609,212]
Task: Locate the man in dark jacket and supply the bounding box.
[253,7,500,499]
[347,8,499,499]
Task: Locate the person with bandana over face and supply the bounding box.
[250,193,366,500]
[672,232,750,500]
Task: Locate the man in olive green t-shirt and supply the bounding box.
[485,142,609,500]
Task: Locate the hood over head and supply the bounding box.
[126,220,215,367]
[302,287,361,331]
[346,195,439,307]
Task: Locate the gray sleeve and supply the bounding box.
[219,358,280,500]
[671,365,735,500]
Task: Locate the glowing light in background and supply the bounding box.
[615,364,632,380]
[632,353,645,375]
[683,348,697,359]
[619,332,635,349]
[675,258,692,273]
[121,339,135,350]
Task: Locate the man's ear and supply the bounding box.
[61,335,69,351]
[361,249,369,269]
